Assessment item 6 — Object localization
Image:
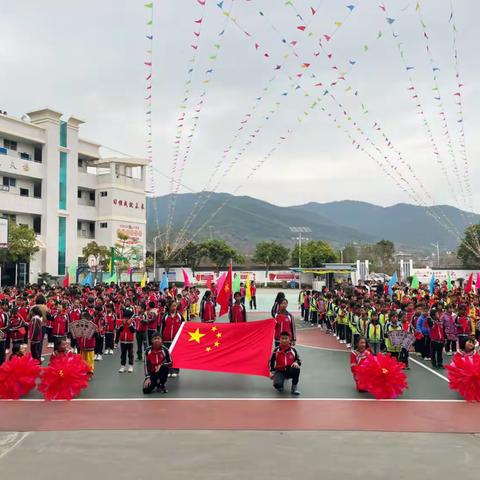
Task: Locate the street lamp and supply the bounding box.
[289,226,311,288]
[153,234,161,282]
[431,242,440,267]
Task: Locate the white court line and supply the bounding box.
[409,357,449,382]
[0,432,30,460]
[0,397,465,403]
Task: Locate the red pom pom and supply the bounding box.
[38,353,90,401]
[355,353,408,399]
[445,353,480,402]
[0,354,41,400]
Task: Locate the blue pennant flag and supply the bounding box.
[429,274,435,294]
[160,272,169,292]
[388,272,398,296]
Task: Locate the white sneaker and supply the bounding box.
[127,365,134,373]
[346,343,351,348]
[94,354,98,361]
[119,366,126,373]
[171,373,178,378]
[98,355,103,361]
[5,349,9,354]
[48,343,53,348]
[41,356,45,362]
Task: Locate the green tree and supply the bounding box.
[374,239,395,272]
[291,240,338,267]
[253,241,290,275]
[114,230,143,274]
[457,224,480,267]
[82,241,111,271]
[202,239,242,272]
[342,243,358,263]
[177,241,207,275]
[1,221,39,263]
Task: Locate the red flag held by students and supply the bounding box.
[216,264,232,317]
[465,273,473,294]
[182,268,191,287]
[170,319,275,377]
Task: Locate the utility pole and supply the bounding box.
[153,235,160,282]
[289,227,311,288]
[431,242,440,267]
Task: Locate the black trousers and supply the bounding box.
[346,327,352,345]
[445,339,457,353]
[421,335,431,359]
[147,329,156,346]
[136,332,147,359]
[273,367,300,389]
[95,335,104,355]
[30,341,42,362]
[46,326,53,343]
[143,366,170,394]
[399,348,409,367]
[0,340,5,365]
[303,308,309,322]
[105,332,115,350]
[310,311,318,324]
[120,343,134,366]
[249,296,257,310]
[431,341,444,367]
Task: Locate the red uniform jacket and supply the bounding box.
[270,345,301,372]
[274,312,296,341]
[105,313,117,333]
[160,313,183,342]
[52,314,69,337]
[200,299,215,322]
[229,303,246,323]
[118,320,136,343]
[28,315,43,343]
[144,346,172,376]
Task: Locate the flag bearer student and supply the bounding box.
[134,303,148,361]
[366,312,383,355]
[118,310,136,373]
[428,308,445,369]
[274,298,296,348]
[309,291,318,325]
[52,301,69,352]
[384,311,402,359]
[229,292,247,323]
[160,301,183,377]
[92,304,105,361]
[143,332,172,394]
[28,306,43,363]
[350,337,371,392]
[200,290,216,323]
[270,331,301,396]
[104,303,116,355]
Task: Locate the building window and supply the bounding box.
[100,191,108,197]
[89,191,95,202]
[59,152,67,209]
[100,222,108,229]
[3,177,16,187]
[60,121,67,148]
[20,152,31,160]
[33,182,41,198]
[58,217,66,275]
[20,188,29,197]
[77,189,82,199]
[34,147,42,163]
[3,139,17,151]
[33,216,41,234]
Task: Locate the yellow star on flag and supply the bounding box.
[188,328,206,344]
[214,341,220,347]
[206,347,212,352]
[211,326,217,332]
[216,332,222,338]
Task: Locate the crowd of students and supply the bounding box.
[297,282,480,388]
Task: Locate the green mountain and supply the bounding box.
[146,193,477,252]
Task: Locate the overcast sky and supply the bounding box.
[1,0,478,216]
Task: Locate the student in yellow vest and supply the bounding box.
[309,291,318,325]
[336,301,348,344]
[366,312,383,355]
[384,312,403,359]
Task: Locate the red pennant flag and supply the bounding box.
[465,273,473,294]
[297,25,306,31]
[195,18,203,24]
[182,268,191,287]
[170,319,275,377]
[310,7,317,15]
[62,274,70,288]
[194,31,200,37]
[302,62,311,68]
[324,34,331,41]
[254,42,259,50]
[216,264,232,317]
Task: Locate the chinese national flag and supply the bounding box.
[170,319,275,377]
[216,264,232,317]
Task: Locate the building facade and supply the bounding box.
[0,108,147,283]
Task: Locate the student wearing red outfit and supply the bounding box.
[249,280,257,310]
[270,331,301,396]
[9,306,27,351]
[104,303,116,355]
[75,311,97,374]
[134,303,148,362]
[118,310,136,373]
[0,305,8,365]
[428,308,445,369]
[143,332,172,394]
[160,302,183,376]
[28,306,43,362]
[93,304,105,361]
[200,290,216,323]
[453,336,476,362]
[52,301,69,352]
[146,300,158,346]
[229,292,247,323]
[68,299,82,353]
[350,337,371,392]
[455,304,472,351]
[274,299,296,347]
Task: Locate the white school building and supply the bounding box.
[0,108,148,284]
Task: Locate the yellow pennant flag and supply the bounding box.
[141,272,147,288]
[246,274,252,302]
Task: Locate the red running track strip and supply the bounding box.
[1,400,480,433]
